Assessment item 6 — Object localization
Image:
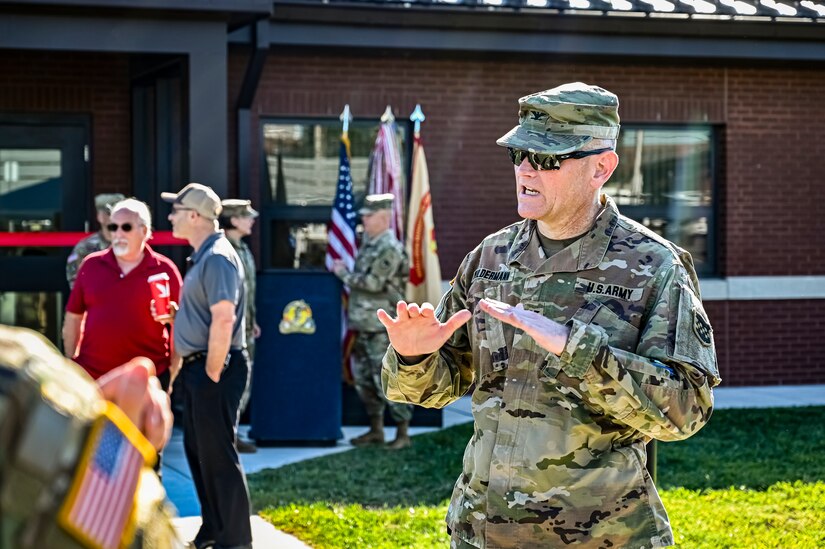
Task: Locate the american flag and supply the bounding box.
[369,122,405,242]
[325,136,358,272]
[60,415,145,549]
[326,135,359,382]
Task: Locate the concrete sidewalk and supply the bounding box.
[163,384,825,548]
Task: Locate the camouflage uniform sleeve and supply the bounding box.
[66,241,85,288]
[558,262,720,442]
[381,259,475,409]
[338,246,404,294]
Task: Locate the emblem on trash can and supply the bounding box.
[279,299,316,335]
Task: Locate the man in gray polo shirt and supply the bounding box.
[162,182,252,549]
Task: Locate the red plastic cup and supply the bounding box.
[148,272,171,317]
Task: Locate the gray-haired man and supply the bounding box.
[380,83,720,548]
[163,183,252,549]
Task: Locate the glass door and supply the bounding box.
[0,117,89,344]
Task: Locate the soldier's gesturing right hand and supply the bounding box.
[377,300,471,360]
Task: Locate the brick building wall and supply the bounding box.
[0,50,132,203]
[231,49,825,386]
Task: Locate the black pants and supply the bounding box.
[153,369,171,477]
[181,349,252,549]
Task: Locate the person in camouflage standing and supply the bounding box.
[333,193,413,450]
[66,193,125,289]
[379,83,721,548]
[0,324,181,549]
[219,199,261,454]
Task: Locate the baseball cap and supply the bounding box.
[94,193,126,212]
[220,199,259,219]
[358,193,394,215]
[161,183,222,219]
[496,82,620,155]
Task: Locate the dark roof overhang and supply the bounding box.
[235,0,825,63]
[0,0,272,29]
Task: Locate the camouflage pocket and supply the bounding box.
[582,301,640,353]
[624,359,684,390]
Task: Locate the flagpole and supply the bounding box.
[405,103,442,305]
[410,104,425,139]
[381,105,395,123]
[340,104,352,136]
[331,104,358,385]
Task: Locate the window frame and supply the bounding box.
[609,123,720,278]
[258,116,412,270]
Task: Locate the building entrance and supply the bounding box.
[0,116,90,346]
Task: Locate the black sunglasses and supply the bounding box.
[106,222,134,233]
[507,147,613,171]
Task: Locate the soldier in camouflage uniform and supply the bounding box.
[219,199,261,454]
[0,324,181,549]
[379,83,721,548]
[66,193,125,289]
[333,194,413,450]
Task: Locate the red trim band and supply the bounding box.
[0,231,188,247]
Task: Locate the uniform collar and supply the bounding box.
[189,231,223,264]
[363,229,392,246]
[508,194,619,274]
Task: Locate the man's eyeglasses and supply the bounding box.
[106,222,134,233]
[507,147,613,171]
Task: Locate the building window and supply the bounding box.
[260,118,408,270]
[606,126,717,276]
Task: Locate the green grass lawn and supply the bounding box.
[249,406,825,548]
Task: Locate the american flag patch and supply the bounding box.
[58,401,155,549]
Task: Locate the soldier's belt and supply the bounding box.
[182,351,208,365]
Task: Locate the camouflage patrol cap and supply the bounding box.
[496,82,620,155]
[94,193,126,212]
[161,182,222,219]
[358,193,395,215]
[220,199,259,219]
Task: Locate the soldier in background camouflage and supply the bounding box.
[66,193,125,288]
[219,199,261,454]
[333,193,413,450]
[0,324,181,548]
[380,83,721,548]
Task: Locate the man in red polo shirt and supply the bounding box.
[63,198,183,391]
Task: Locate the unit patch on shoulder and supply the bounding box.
[693,308,713,347]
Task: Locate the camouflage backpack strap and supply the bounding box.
[0,325,181,549]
